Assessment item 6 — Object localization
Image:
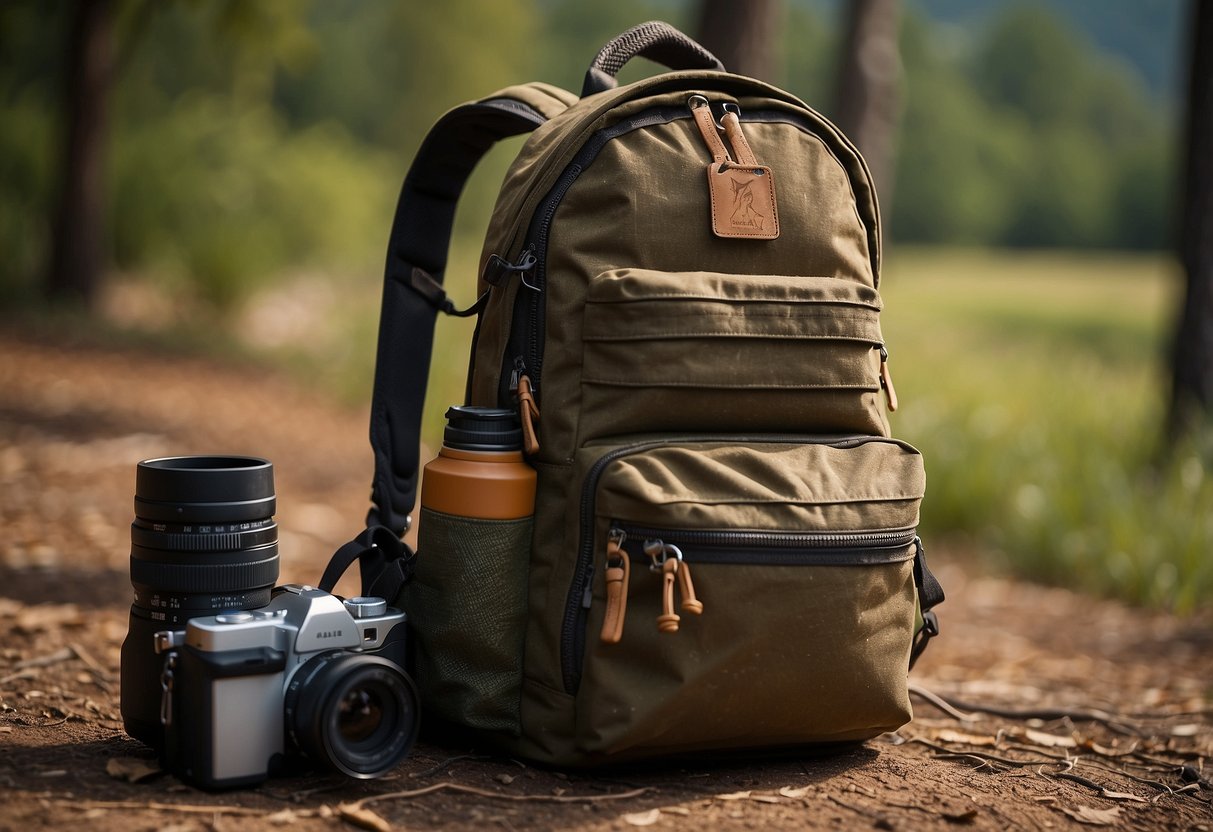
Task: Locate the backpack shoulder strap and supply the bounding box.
[320,83,574,599]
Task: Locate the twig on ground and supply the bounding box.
[0,668,40,686]
[909,686,1142,735]
[66,801,266,816]
[407,754,491,780]
[351,782,650,809]
[908,684,980,722]
[66,782,652,822]
[68,641,108,676]
[12,648,75,671]
[905,737,1062,768]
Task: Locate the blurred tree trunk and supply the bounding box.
[832,0,902,206]
[48,0,114,307]
[1168,0,1213,439]
[694,0,780,82]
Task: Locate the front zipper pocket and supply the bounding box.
[565,436,926,759]
[598,525,916,647]
[578,270,891,445]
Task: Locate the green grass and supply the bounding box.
[882,248,1211,613]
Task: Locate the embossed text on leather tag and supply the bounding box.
[707,163,779,240]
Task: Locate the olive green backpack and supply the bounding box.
[322,21,944,765]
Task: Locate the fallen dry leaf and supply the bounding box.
[1170,724,1200,738]
[779,786,811,799]
[265,808,304,825]
[337,803,391,832]
[661,807,690,816]
[1099,789,1147,804]
[622,808,661,826]
[715,791,752,801]
[935,729,997,747]
[104,756,162,783]
[1023,728,1077,749]
[1057,805,1121,826]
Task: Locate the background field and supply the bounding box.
[2,1,1207,615]
[882,249,1209,613]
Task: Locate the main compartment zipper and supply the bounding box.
[497,100,880,413]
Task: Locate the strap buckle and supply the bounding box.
[909,609,939,670]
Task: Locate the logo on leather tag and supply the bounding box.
[708,164,779,240]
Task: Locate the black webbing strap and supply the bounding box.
[366,95,553,538]
[317,524,417,603]
[910,536,945,669]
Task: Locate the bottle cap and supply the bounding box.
[443,406,523,452]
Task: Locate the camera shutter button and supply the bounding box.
[343,597,387,619]
[215,612,254,624]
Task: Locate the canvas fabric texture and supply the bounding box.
[338,22,944,766]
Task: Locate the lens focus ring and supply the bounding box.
[130,520,277,553]
[129,551,280,594]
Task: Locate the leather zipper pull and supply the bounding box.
[657,558,681,633]
[688,95,731,166]
[600,528,630,645]
[879,344,899,412]
[644,539,682,634]
[516,373,541,454]
[720,109,758,167]
[692,97,780,240]
[677,560,703,615]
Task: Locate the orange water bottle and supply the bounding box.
[411,406,536,730]
[419,406,536,520]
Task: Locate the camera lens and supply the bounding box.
[121,455,280,748]
[287,654,419,779]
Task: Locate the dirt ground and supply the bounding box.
[0,326,1210,832]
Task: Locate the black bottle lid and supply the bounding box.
[443,406,523,452]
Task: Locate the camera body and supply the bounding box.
[155,584,418,789]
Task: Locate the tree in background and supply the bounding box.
[833,0,902,202]
[47,0,113,307]
[694,0,780,81]
[1169,0,1213,440]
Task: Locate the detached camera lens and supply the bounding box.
[120,455,279,748]
[288,654,419,779]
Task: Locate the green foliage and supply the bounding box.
[892,2,1175,249]
[109,95,396,306]
[883,249,1210,613]
[0,0,1182,309]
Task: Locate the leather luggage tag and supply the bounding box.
[708,163,779,240]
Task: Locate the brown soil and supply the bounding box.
[1,327,1210,832]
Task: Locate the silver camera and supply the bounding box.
[154,584,419,789]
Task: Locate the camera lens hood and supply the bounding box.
[135,455,275,523]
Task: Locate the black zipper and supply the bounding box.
[612,526,918,567]
[500,106,690,406]
[559,434,913,694]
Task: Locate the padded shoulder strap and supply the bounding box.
[367,82,573,539]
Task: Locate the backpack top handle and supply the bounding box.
[582,21,726,98]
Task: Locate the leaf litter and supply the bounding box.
[2,331,1211,832]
